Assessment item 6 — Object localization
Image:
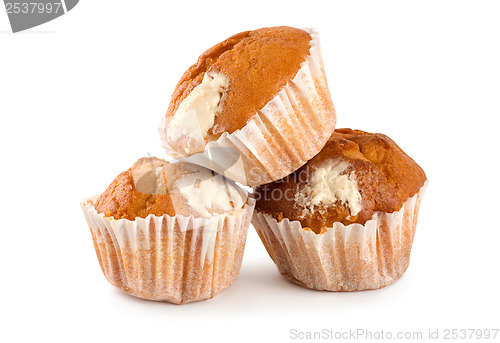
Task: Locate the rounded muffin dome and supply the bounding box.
[94,156,247,220]
[160,26,337,186]
[83,157,255,304]
[166,26,312,141]
[254,128,427,233]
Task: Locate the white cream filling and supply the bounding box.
[296,160,362,216]
[175,167,245,218]
[166,72,229,154]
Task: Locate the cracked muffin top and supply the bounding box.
[94,157,247,220]
[164,26,312,154]
[254,128,427,233]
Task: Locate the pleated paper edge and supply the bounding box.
[159,28,337,186]
[81,196,255,304]
[252,182,428,291]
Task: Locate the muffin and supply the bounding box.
[159,26,336,186]
[252,129,427,291]
[81,156,255,304]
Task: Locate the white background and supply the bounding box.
[1,1,499,342]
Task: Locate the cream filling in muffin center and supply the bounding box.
[175,167,244,218]
[167,72,229,154]
[296,160,362,216]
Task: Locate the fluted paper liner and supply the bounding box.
[81,197,255,304]
[160,29,336,186]
[252,183,427,291]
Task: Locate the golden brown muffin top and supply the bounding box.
[94,158,175,220]
[94,157,247,221]
[166,26,312,138]
[254,129,427,233]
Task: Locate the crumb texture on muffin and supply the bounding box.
[94,158,175,221]
[94,157,246,220]
[254,128,427,231]
[165,26,312,151]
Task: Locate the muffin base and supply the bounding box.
[160,28,336,186]
[252,183,427,291]
[81,197,255,304]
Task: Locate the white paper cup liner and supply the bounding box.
[81,197,255,304]
[252,183,427,291]
[159,29,337,186]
